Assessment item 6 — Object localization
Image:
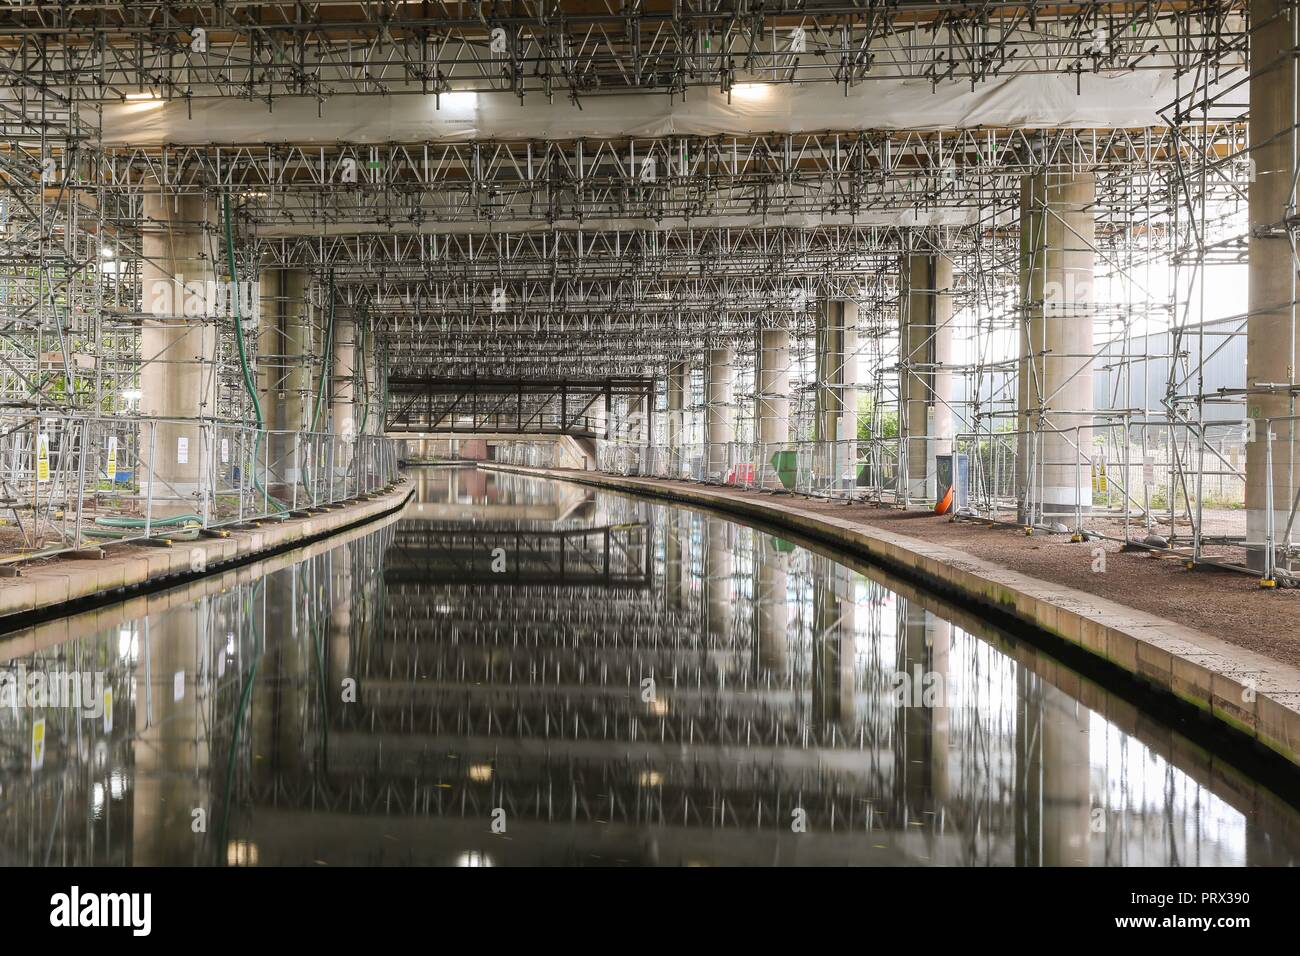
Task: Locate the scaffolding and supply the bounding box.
[0,1,1293,577]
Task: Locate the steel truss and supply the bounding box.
[0,2,1247,103]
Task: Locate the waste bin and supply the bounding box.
[770,449,798,490]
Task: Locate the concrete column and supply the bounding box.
[140,194,218,517]
[258,268,310,482]
[357,323,380,436]
[131,609,209,864]
[664,513,684,610]
[812,556,854,727]
[815,299,859,443]
[257,272,281,455]
[329,550,353,707]
[1040,690,1092,865]
[754,540,789,674]
[756,328,791,445]
[331,308,356,441]
[1017,172,1096,518]
[899,254,955,502]
[896,602,950,813]
[666,361,687,449]
[252,568,308,785]
[705,516,732,638]
[705,347,735,476]
[1247,0,1300,570]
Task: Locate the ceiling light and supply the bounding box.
[730,83,771,100]
[124,92,160,101]
[437,91,477,109]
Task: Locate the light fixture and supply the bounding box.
[729,83,771,100]
[437,90,478,109]
[467,763,492,783]
[99,246,114,259]
[124,92,160,101]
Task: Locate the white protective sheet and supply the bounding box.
[102,70,1212,146]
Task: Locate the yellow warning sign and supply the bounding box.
[106,436,118,482]
[31,718,45,770]
[1091,459,1108,493]
[36,433,49,483]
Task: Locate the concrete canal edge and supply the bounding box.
[0,480,413,636]
[484,463,1300,771]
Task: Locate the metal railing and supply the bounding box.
[597,440,868,499]
[0,413,401,564]
[493,442,560,468]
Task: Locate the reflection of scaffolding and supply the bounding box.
[384,522,650,587]
[3,475,1297,865]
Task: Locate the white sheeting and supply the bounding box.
[103,71,1215,146]
[251,210,987,238]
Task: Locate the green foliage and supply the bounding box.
[856,394,898,441]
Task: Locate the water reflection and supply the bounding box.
[1,465,1298,866]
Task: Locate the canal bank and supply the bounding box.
[0,480,412,634]
[482,463,1300,770]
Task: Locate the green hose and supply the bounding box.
[221,193,287,518]
[217,576,264,860]
[356,319,371,438]
[87,512,203,540]
[310,273,335,433]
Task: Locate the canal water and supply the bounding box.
[1,465,1298,866]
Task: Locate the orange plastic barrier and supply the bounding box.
[727,462,756,485]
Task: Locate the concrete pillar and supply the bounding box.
[140,193,218,517]
[1247,0,1300,570]
[705,347,735,477]
[357,323,380,436]
[896,602,950,813]
[666,361,687,450]
[816,299,859,444]
[812,556,854,727]
[252,568,308,786]
[257,272,281,456]
[1017,172,1096,519]
[899,254,955,502]
[131,609,209,864]
[329,549,353,709]
[331,308,356,441]
[1039,691,1092,865]
[664,513,684,610]
[754,540,788,674]
[259,268,310,482]
[756,328,791,445]
[705,517,732,638]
